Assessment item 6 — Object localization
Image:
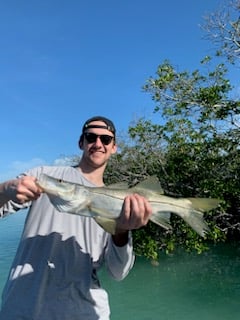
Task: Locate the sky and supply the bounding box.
[0,0,231,180]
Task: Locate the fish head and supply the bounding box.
[36,173,93,216]
[36,173,75,197]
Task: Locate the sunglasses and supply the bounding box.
[84,132,114,145]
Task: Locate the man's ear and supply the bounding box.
[78,136,83,150]
[111,143,117,154]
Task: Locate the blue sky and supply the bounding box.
[0,0,231,180]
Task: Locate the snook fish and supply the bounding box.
[36,173,220,237]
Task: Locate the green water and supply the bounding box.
[1,212,240,319]
[101,246,240,320]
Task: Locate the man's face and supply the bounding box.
[80,121,117,168]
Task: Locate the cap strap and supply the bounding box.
[84,124,114,132]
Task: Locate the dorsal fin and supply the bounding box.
[107,176,164,194]
[134,176,164,194]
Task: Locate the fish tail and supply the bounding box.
[188,198,220,212]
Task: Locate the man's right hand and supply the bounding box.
[0,175,42,205]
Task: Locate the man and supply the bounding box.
[0,116,152,319]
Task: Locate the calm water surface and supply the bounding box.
[1,211,240,320]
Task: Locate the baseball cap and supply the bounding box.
[82,116,116,135]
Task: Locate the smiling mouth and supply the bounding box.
[90,149,105,155]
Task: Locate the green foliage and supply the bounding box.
[104,4,240,258]
[104,56,240,260]
[133,226,159,261]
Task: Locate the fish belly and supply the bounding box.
[88,192,123,219]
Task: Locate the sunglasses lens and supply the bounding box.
[84,133,113,145]
[100,135,113,145]
[84,133,97,143]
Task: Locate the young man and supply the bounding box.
[0,116,152,320]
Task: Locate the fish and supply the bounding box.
[36,173,220,237]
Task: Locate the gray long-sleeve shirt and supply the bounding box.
[0,166,135,320]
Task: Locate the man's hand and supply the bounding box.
[112,194,152,246]
[2,175,42,204]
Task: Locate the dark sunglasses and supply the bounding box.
[84,132,114,145]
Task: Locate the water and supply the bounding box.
[0,211,27,289]
[1,212,240,320]
[102,247,240,320]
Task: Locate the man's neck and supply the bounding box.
[77,162,105,186]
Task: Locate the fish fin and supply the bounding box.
[188,198,220,212]
[134,176,164,194]
[46,194,93,217]
[46,194,76,211]
[181,198,220,237]
[107,176,164,194]
[150,212,172,230]
[181,209,210,237]
[94,217,117,234]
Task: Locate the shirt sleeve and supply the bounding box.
[104,232,135,281]
[0,199,31,218]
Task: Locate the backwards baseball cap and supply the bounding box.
[81,116,116,135]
